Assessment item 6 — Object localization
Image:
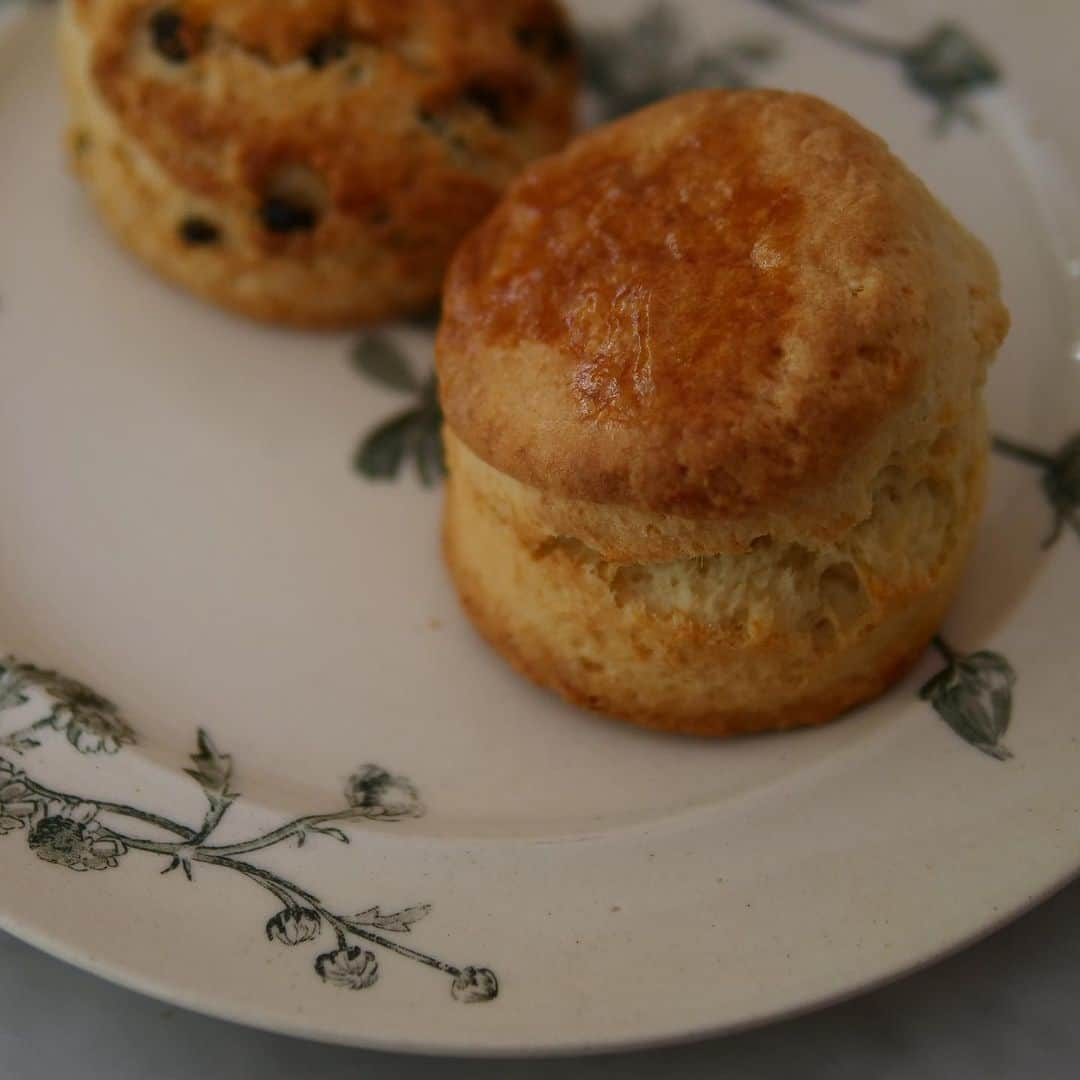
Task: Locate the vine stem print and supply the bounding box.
[0,659,498,1003]
[756,0,1000,131]
[993,434,1080,549]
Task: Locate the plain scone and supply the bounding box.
[58,0,577,327]
[437,89,1010,738]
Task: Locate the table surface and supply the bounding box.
[3,1,1077,1076]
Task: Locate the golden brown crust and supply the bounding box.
[61,0,577,325]
[438,89,1008,514]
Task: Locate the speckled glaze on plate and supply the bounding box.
[0,0,1078,1057]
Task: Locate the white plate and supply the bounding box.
[1,0,1078,1058]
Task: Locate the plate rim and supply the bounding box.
[2,0,1080,1057]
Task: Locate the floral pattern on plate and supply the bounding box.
[0,662,498,1002]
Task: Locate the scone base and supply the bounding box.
[442,463,977,739]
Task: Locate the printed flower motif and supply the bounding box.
[265,907,322,946]
[55,699,134,755]
[27,800,127,871]
[3,713,493,999]
[901,23,1000,129]
[921,638,1016,761]
[351,334,445,486]
[0,769,37,835]
[315,946,380,990]
[345,765,424,820]
[450,966,499,1004]
[6,664,97,706]
[0,661,134,754]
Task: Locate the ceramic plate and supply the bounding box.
[1,0,1078,1058]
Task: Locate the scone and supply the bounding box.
[59,0,577,326]
[437,89,1010,737]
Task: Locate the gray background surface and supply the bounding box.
[2,1,1076,1076]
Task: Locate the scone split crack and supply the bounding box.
[443,417,988,735]
[438,90,1008,517]
[448,406,981,655]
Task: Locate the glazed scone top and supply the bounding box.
[438,90,1009,517]
[74,0,576,236]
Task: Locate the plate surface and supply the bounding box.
[1,0,1079,1057]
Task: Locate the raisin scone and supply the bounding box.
[437,89,1010,737]
[59,0,578,326]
